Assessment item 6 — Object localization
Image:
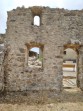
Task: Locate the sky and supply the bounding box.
[0,0,83,33]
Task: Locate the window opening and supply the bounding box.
[33,16,40,26]
[64,51,66,55]
[28,47,43,69]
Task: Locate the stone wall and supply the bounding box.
[0,6,83,92]
[0,34,5,91]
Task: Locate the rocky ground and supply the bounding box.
[0,88,83,111]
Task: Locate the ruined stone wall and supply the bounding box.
[1,6,83,92]
[0,34,5,91]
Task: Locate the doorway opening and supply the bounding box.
[63,44,80,89]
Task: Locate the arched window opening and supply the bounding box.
[33,16,40,26]
[28,47,43,69]
[63,48,78,88]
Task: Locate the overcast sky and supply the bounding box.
[0,0,83,33]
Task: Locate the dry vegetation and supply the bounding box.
[0,88,83,111]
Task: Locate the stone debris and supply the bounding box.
[28,57,42,68]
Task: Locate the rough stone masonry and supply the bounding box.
[0,6,83,94]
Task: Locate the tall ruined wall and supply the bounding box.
[2,6,83,92]
[0,34,5,91]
